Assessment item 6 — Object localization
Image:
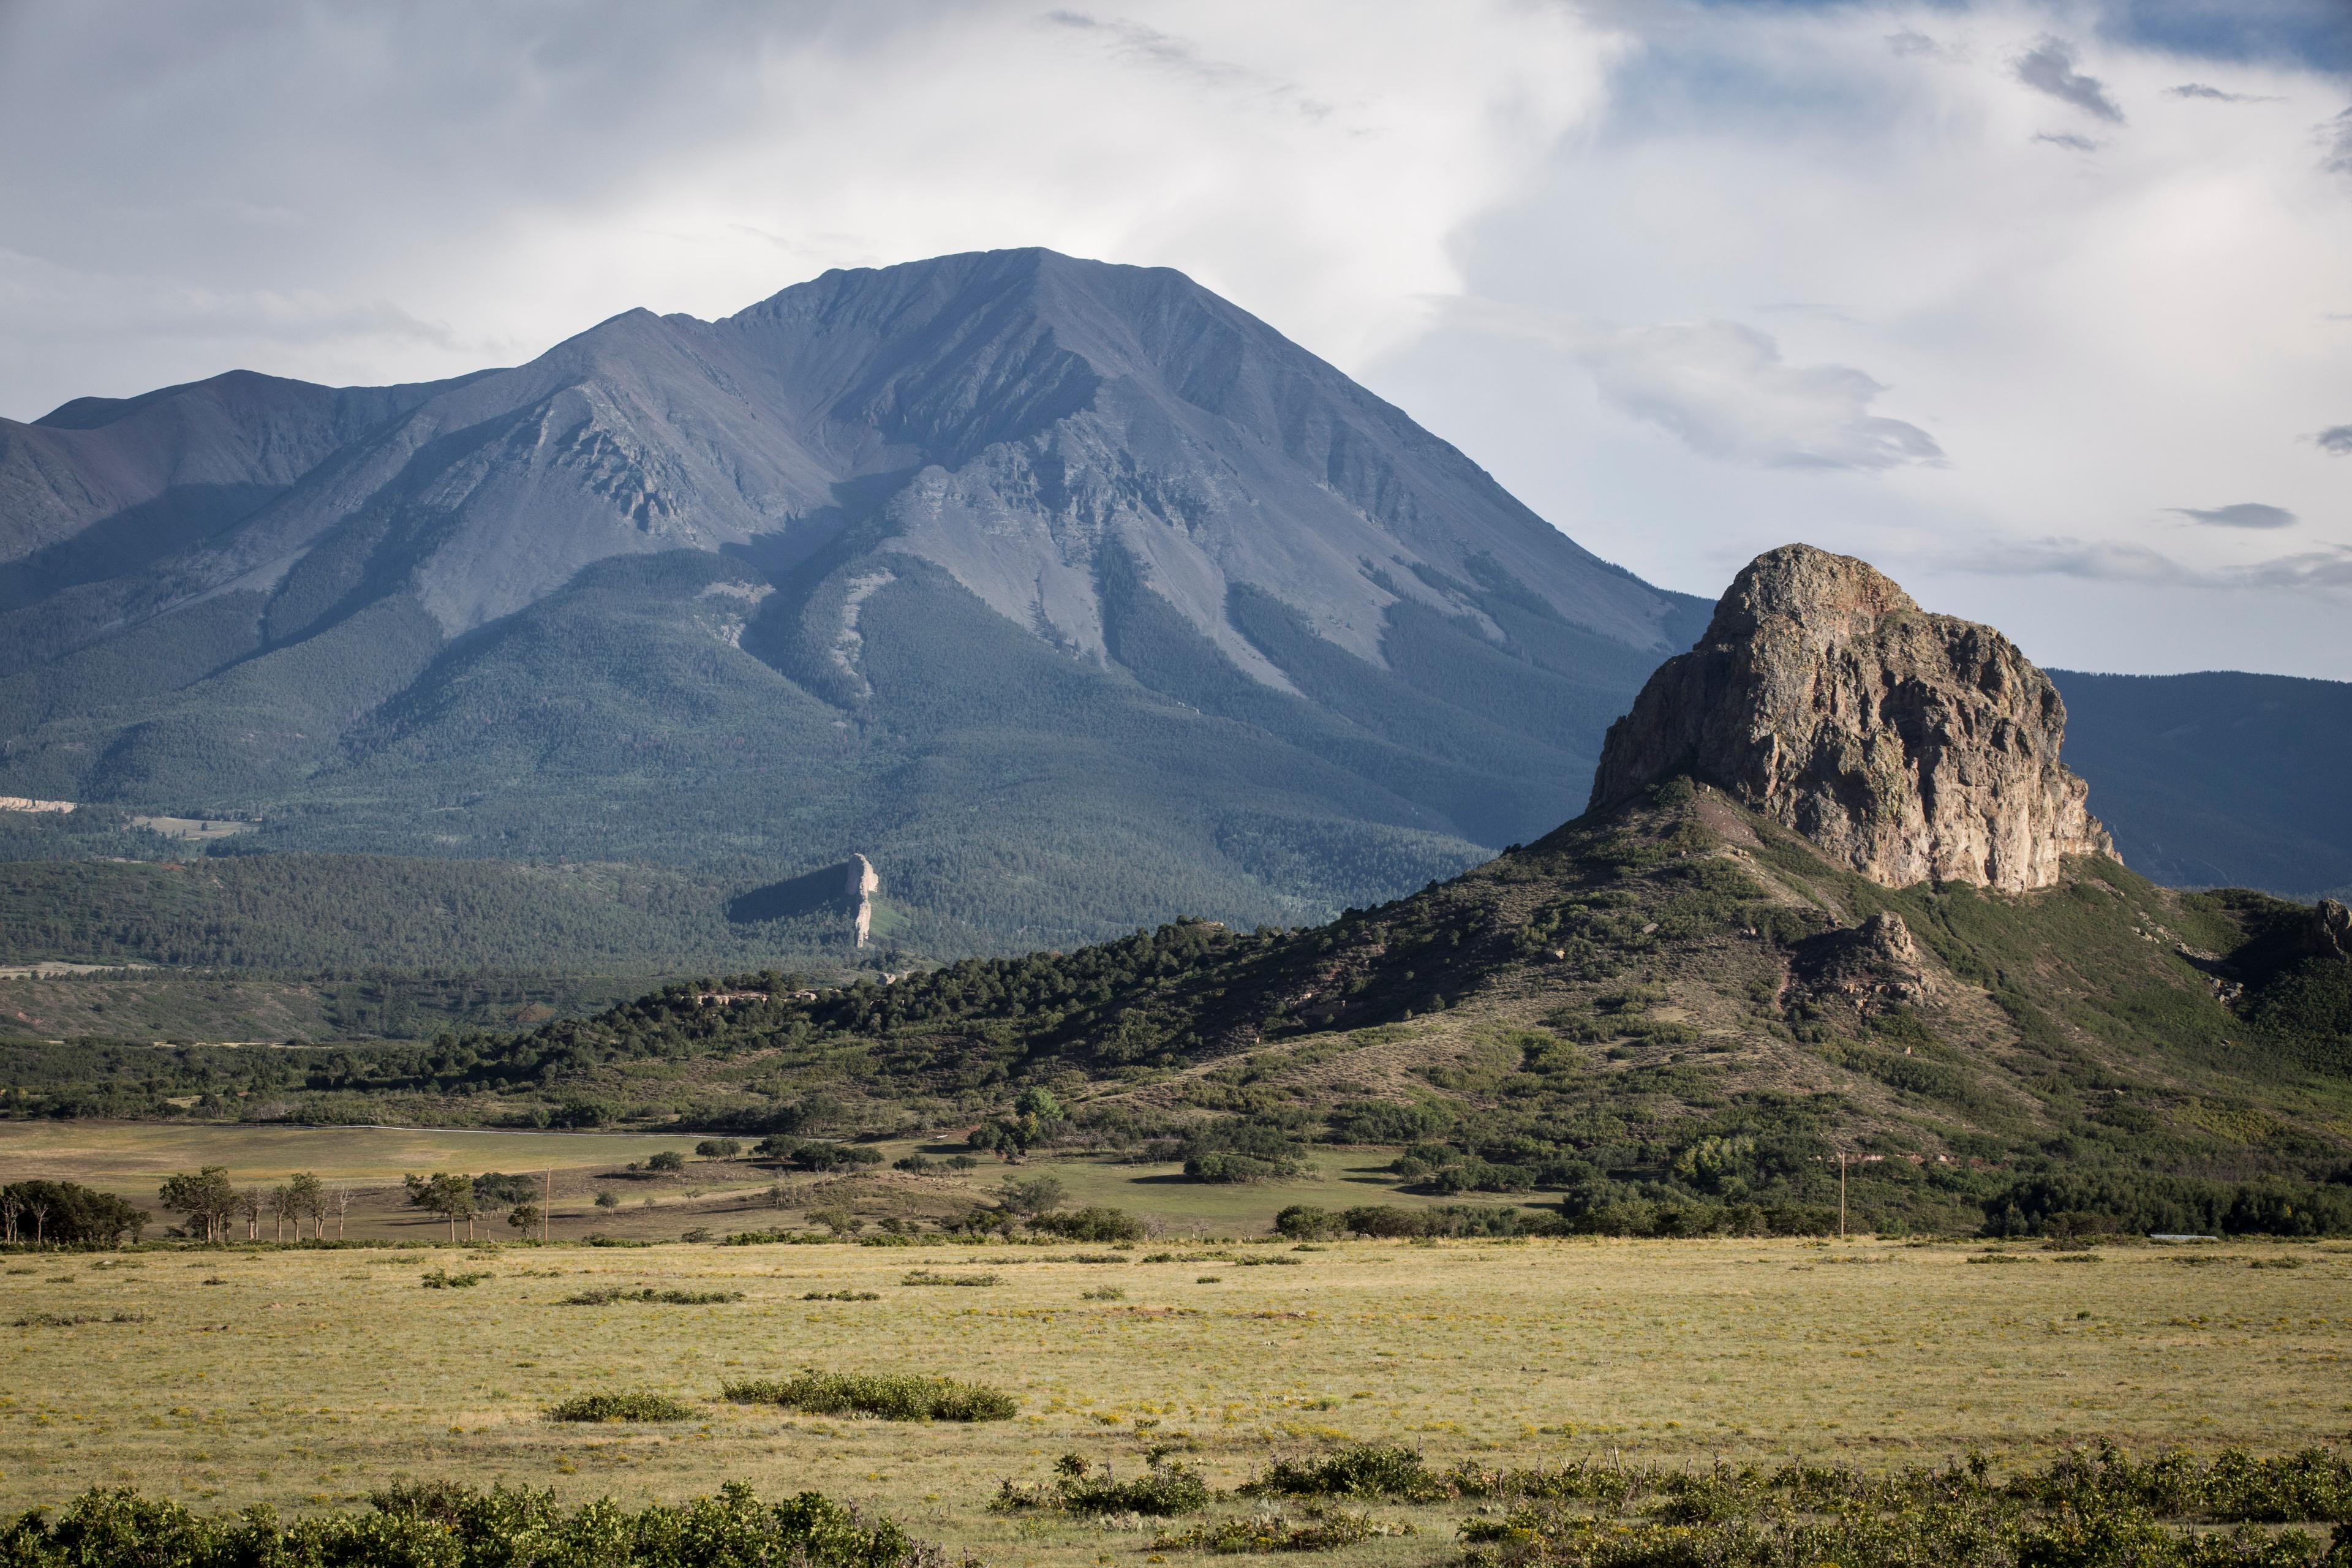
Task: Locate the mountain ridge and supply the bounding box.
[0,250,1707,948]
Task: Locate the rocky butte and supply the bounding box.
[1589,543,2112,894]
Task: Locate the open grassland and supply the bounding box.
[2,1236,2348,1567]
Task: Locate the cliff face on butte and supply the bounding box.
[1589,544,2111,893]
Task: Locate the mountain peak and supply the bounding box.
[1706,543,1918,643]
[1589,543,2111,892]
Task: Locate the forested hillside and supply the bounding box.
[15,781,2346,1237]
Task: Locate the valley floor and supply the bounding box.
[1,1232,2345,1567]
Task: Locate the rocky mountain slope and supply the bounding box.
[29,548,2343,1238]
[0,249,1706,947]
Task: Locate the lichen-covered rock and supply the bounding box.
[1589,544,2111,892]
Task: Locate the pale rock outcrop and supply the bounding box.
[1589,545,2111,892]
[846,854,879,947]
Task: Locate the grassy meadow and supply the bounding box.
[2,1227,2348,1565]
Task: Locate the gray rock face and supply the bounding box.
[1589,544,2113,892]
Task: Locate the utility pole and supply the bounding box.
[1838,1152,1848,1240]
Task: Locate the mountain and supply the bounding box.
[0,249,1707,951]
[21,548,2345,1242]
[2047,669,2352,900]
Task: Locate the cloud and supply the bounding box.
[1454,302,1943,472]
[1582,320,1945,470]
[2034,130,2103,151]
[0,0,1620,414]
[2170,503,2299,529]
[1042,10,1330,119]
[2014,36,2125,123]
[1885,30,1940,58]
[2168,83,2281,102]
[1939,537,2352,591]
[2315,424,2352,454]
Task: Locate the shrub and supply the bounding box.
[902,1270,998,1286]
[1080,1286,1126,1301]
[420,1268,490,1289]
[1152,1509,1408,1552]
[646,1151,685,1173]
[1030,1205,1145,1242]
[695,1139,743,1158]
[0,1481,929,1568]
[1244,1444,1452,1502]
[1183,1152,1299,1184]
[546,1391,697,1423]
[560,1287,743,1305]
[1275,1205,1344,1240]
[993,1454,1212,1516]
[804,1289,883,1301]
[723,1370,1016,1422]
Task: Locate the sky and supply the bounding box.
[1,0,2346,677]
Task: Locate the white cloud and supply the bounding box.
[1456,303,1943,470]
[1369,0,2352,677]
[0,0,1619,415]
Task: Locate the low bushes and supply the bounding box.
[804,1289,883,1301]
[1153,1509,1409,1553]
[1339,1205,1558,1240]
[1245,1444,1453,1503]
[723,1370,1016,1422]
[560,1287,744,1305]
[420,1268,489,1289]
[993,1453,1212,1516]
[901,1270,998,1287]
[0,1480,929,1568]
[1274,1205,1344,1240]
[546,1391,698,1423]
[1029,1205,1145,1242]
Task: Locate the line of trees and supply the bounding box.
[157,1167,352,1242]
